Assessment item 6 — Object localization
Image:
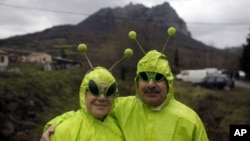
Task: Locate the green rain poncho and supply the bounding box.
[112,50,209,141]
[44,50,208,141]
[48,67,124,141]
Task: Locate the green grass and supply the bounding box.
[0,64,82,140]
[174,81,250,141]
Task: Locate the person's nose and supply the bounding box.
[147,79,156,88]
[97,93,106,100]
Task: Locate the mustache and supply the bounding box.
[143,87,161,94]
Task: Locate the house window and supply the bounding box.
[0,56,4,63]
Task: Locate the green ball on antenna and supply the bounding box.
[167,27,176,36]
[128,31,137,39]
[78,43,87,53]
[124,48,133,58]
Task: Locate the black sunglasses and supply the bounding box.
[138,72,165,82]
[88,80,117,97]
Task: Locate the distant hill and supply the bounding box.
[0,2,241,75]
[226,46,243,54]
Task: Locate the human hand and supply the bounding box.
[40,125,57,141]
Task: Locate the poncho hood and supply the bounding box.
[79,66,117,112]
[136,50,174,105]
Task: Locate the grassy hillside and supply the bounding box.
[0,64,249,141]
[174,81,250,141]
[0,64,82,141]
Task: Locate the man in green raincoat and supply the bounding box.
[41,50,209,141]
[111,50,208,140]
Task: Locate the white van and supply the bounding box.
[176,68,218,83]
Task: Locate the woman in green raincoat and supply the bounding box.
[48,66,124,141]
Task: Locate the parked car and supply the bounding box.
[192,74,235,90]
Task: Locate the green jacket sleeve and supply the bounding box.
[43,110,77,132]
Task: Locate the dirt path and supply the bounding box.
[235,80,250,89]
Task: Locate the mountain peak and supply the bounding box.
[77,2,190,36]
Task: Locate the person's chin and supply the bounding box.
[144,97,160,104]
[93,111,107,119]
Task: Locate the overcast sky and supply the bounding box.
[0,0,250,49]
